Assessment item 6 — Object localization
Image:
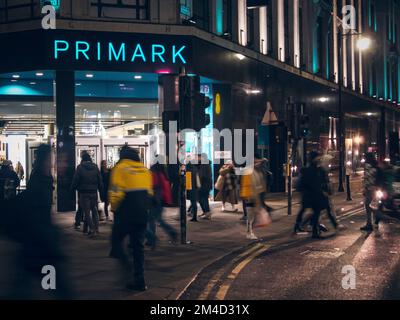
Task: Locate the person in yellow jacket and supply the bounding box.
[108,146,153,292]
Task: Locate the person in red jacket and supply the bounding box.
[145,160,178,248]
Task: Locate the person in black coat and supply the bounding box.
[198,153,213,220]
[0,160,20,204]
[100,160,111,221]
[294,151,337,239]
[11,144,73,298]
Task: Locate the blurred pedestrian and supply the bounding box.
[109,146,153,291]
[11,145,72,299]
[360,153,384,232]
[254,154,274,214]
[295,151,336,239]
[198,153,213,220]
[146,158,177,248]
[71,152,103,237]
[240,163,270,240]
[0,160,20,204]
[100,160,112,222]
[15,161,24,182]
[186,155,201,222]
[216,160,238,212]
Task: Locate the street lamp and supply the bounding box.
[337,31,371,193]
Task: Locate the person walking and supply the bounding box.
[15,161,24,183]
[360,153,384,232]
[71,152,103,237]
[146,159,177,248]
[100,160,111,221]
[109,146,153,291]
[216,160,238,212]
[295,151,336,239]
[186,155,201,222]
[0,160,20,205]
[11,144,72,299]
[254,154,274,214]
[198,153,213,220]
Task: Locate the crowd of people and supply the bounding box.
[0,143,394,295]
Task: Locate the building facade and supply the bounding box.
[0,0,399,210]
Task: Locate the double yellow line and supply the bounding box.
[198,243,271,300]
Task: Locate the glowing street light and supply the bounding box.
[356,37,372,51]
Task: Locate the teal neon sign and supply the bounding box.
[53,40,187,65]
[41,0,60,11]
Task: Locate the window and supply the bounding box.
[192,0,210,31]
[284,0,290,63]
[91,0,150,20]
[223,0,232,36]
[247,8,255,49]
[267,3,273,55]
[0,0,39,23]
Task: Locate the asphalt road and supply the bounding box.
[180,207,400,300]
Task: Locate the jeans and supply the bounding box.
[79,193,99,233]
[110,216,146,285]
[146,205,177,244]
[198,190,210,214]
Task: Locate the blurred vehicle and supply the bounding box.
[370,165,400,213]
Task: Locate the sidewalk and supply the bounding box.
[0,186,365,300]
[50,185,364,300]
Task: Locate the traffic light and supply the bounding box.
[193,92,211,131]
[299,114,310,138]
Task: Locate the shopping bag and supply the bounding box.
[253,207,272,229]
[214,175,224,191]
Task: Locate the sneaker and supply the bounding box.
[360,224,374,232]
[74,225,81,230]
[246,233,258,240]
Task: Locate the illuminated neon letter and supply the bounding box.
[172,45,187,64]
[109,43,126,62]
[131,44,146,62]
[54,40,69,59]
[152,44,166,63]
[76,41,90,60]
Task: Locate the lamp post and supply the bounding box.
[337,29,371,193]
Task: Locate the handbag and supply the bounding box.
[214,175,224,191]
[253,207,272,229]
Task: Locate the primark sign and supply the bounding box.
[45,30,192,71]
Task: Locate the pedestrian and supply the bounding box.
[186,155,201,222]
[240,164,269,240]
[254,154,274,214]
[0,160,20,204]
[11,144,72,298]
[216,160,238,212]
[100,160,112,222]
[15,161,24,182]
[360,153,384,232]
[198,153,213,220]
[109,146,153,291]
[294,151,337,239]
[71,152,103,237]
[145,158,177,248]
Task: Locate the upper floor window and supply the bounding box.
[0,0,41,23]
[91,0,149,20]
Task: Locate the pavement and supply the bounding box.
[0,178,374,300]
[0,175,400,300]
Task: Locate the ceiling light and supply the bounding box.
[12,75,20,79]
[86,74,94,78]
[35,72,44,77]
[367,113,373,116]
[235,53,246,61]
[319,97,329,103]
[22,104,36,107]
[75,83,82,86]
[134,75,142,80]
[119,84,125,87]
[11,79,17,82]
[29,82,36,85]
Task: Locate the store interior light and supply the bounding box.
[367,112,373,116]
[36,72,44,77]
[319,97,329,103]
[86,74,94,78]
[134,75,142,80]
[12,75,20,79]
[75,83,82,86]
[235,53,246,61]
[29,82,36,85]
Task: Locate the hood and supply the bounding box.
[80,161,98,170]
